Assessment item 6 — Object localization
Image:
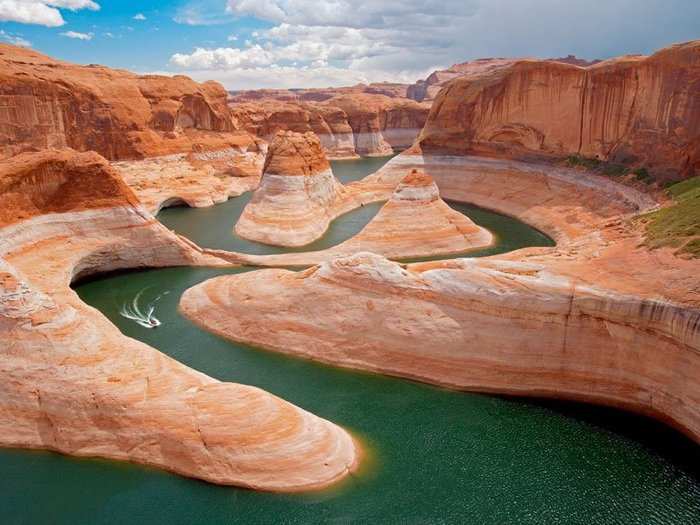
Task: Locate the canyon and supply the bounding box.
[181,40,700,443]
[0,149,358,491]
[182,150,700,442]
[230,93,430,159]
[0,36,699,503]
[419,40,700,181]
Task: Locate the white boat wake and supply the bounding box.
[119,288,169,328]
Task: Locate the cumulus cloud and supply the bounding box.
[0,29,31,47]
[133,13,145,21]
[0,0,99,27]
[60,30,93,40]
[170,0,700,89]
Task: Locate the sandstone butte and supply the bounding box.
[180,41,700,443]
[238,169,493,266]
[234,131,346,247]
[0,148,358,491]
[230,92,430,159]
[419,40,700,181]
[0,43,266,213]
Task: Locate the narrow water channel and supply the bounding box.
[1,156,698,525]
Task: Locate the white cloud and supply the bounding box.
[227,35,238,41]
[0,0,99,27]
[168,0,700,89]
[133,13,145,20]
[0,29,31,47]
[225,0,477,29]
[157,64,429,90]
[60,30,93,40]
[171,45,275,69]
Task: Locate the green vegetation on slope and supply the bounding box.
[566,155,658,183]
[642,176,700,257]
[567,155,632,178]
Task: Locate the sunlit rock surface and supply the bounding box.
[181,149,700,443]
[0,149,358,491]
[235,131,345,247]
[230,91,430,158]
[418,40,700,181]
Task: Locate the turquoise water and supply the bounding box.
[1,157,698,525]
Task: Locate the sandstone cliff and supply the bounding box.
[418,40,700,180]
[180,149,700,444]
[0,44,254,161]
[230,92,429,158]
[235,131,344,246]
[0,149,358,490]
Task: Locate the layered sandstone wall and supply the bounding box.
[0,149,358,491]
[230,93,430,158]
[181,251,700,442]
[419,40,700,180]
[0,44,253,161]
[235,131,345,246]
[180,150,700,443]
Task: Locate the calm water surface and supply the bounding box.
[2,157,699,525]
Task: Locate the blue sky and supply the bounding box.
[1,1,699,89]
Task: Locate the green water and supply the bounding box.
[157,155,554,259]
[2,157,699,525]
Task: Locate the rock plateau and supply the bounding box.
[0,44,264,211]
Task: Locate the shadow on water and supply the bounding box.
[2,156,698,525]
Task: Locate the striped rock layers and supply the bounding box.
[0,149,358,491]
[235,131,344,247]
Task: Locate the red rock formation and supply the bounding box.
[0,44,254,160]
[231,100,357,158]
[406,58,519,102]
[262,130,331,175]
[235,131,343,246]
[230,92,429,158]
[0,149,139,225]
[0,149,358,491]
[326,94,429,156]
[418,40,700,180]
[229,82,410,104]
[179,150,700,444]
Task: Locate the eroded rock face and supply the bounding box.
[0,149,358,491]
[181,250,700,443]
[230,93,430,158]
[405,56,600,103]
[406,58,519,103]
[239,169,492,266]
[113,145,265,214]
[180,150,700,443]
[235,131,343,247]
[0,44,253,161]
[418,40,700,180]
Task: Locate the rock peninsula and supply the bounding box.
[181,146,700,443]
[0,149,358,491]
